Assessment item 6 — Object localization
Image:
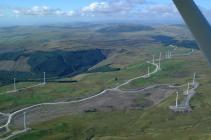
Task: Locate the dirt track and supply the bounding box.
[10,85,176,129]
[0,49,195,139]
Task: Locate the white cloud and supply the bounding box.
[80,0,146,16]
[13,6,76,17]
[9,1,211,22]
[55,10,75,16]
[82,2,109,13]
[8,1,204,20]
[66,10,75,16]
[139,4,179,18]
[79,0,179,19]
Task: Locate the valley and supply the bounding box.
[0,23,211,140]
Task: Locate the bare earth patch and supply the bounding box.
[9,85,176,129]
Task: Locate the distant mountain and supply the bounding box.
[97,24,154,33]
[0,24,199,84]
[0,49,107,83]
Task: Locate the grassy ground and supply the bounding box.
[121,59,191,90]
[0,24,206,139]
[0,46,206,140]
[0,45,171,112]
[10,47,211,140]
[12,89,211,140]
[121,50,207,90]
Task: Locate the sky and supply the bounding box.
[0,0,211,26]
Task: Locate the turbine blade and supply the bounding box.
[173,0,211,64]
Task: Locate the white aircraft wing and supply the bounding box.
[173,0,211,65]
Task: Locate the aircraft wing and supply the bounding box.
[173,0,211,65]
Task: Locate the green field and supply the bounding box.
[10,48,211,140]
[0,44,166,111]
[0,24,210,140]
[0,30,184,112]
[13,86,211,140]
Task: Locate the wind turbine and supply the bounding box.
[23,112,27,131]
[176,92,179,108]
[186,82,190,95]
[192,73,196,86]
[13,78,17,92]
[152,55,155,64]
[43,72,46,85]
[158,52,162,70]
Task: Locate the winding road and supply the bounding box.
[0,48,196,140]
[0,60,159,140]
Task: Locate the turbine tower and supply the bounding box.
[152,55,155,64]
[158,52,161,70]
[168,51,170,59]
[192,73,196,86]
[43,72,46,85]
[176,92,179,107]
[23,112,27,131]
[13,78,17,92]
[186,82,190,95]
